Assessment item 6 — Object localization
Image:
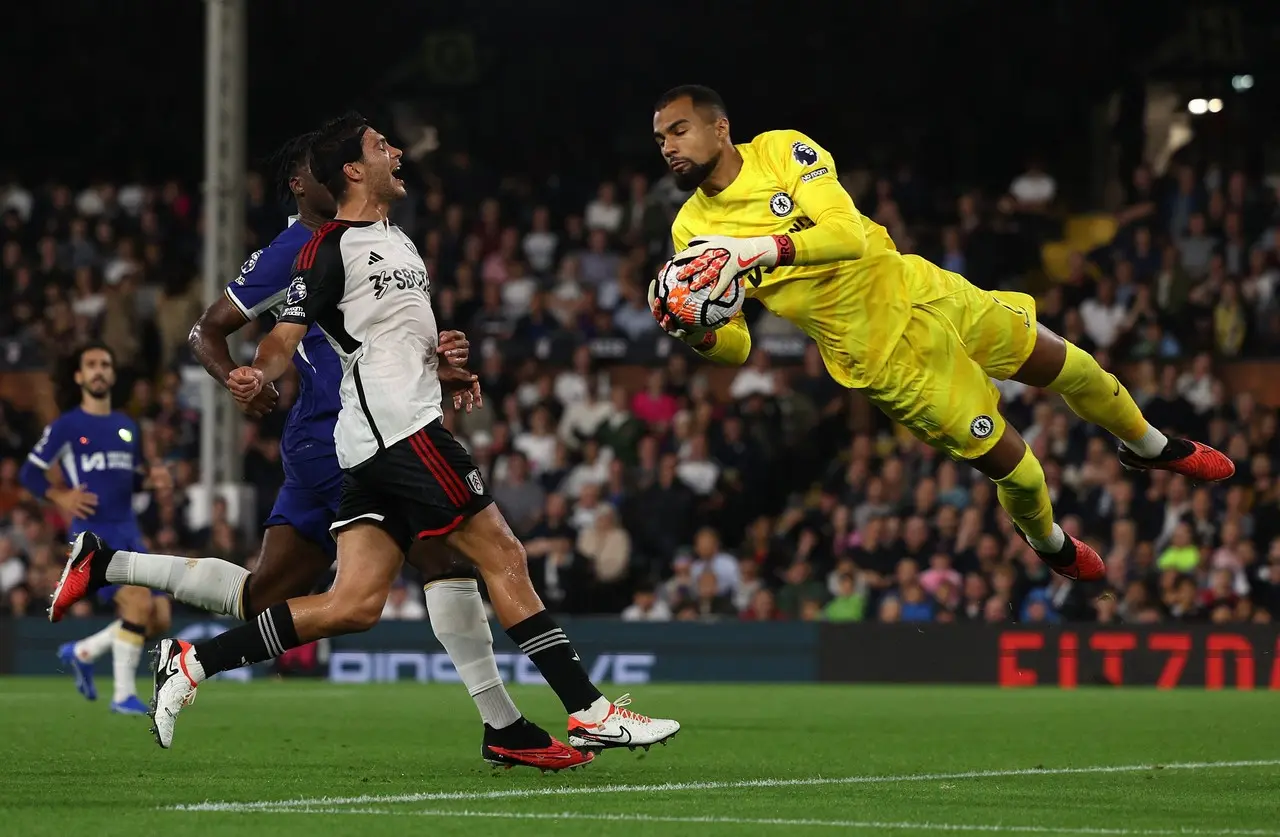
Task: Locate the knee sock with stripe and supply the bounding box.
[505,610,605,717]
[186,603,301,682]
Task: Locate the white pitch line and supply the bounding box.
[249,806,1280,836]
[167,758,1280,813]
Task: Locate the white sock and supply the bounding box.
[107,551,249,619]
[578,696,614,723]
[1027,523,1067,554]
[75,620,121,663]
[112,624,145,703]
[183,643,208,683]
[1122,424,1168,459]
[425,579,521,729]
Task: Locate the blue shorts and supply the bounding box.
[264,454,342,558]
[87,526,167,603]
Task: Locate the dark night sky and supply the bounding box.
[2,0,1274,197]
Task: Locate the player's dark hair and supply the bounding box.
[655,85,727,119]
[269,130,318,205]
[56,340,115,411]
[308,112,370,203]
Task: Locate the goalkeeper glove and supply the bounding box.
[671,234,796,299]
[648,277,713,347]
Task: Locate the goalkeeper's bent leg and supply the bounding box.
[1046,340,1167,457]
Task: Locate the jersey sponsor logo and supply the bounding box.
[791,141,819,166]
[800,166,830,182]
[368,266,430,300]
[769,192,794,217]
[285,275,308,306]
[80,451,134,472]
[465,469,485,495]
[281,305,305,319]
[970,415,995,439]
[368,251,384,265]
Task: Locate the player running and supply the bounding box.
[21,342,171,714]
[46,132,587,770]
[60,114,678,756]
[649,85,1235,581]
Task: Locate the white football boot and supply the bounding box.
[148,639,199,749]
[566,694,680,752]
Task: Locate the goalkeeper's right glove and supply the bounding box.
[648,278,713,347]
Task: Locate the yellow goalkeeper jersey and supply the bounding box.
[672,129,932,389]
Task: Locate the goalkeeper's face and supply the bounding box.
[654,97,723,191]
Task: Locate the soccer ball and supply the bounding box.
[654,255,744,331]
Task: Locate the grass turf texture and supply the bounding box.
[2,678,1278,836]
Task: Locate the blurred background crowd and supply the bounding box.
[3,143,1279,627]
[1,0,1277,628]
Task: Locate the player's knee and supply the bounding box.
[492,531,528,575]
[993,444,1044,494]
[114,586,150,622]
[326,590,384,634]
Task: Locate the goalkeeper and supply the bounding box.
[648,84,1234,581]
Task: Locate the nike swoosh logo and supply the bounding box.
[737,252,765,269]
[584,726,632,743]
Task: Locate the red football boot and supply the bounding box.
[1118,439,1235,483]
[48,531,111,622]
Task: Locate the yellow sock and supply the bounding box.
[1048,341,1154,447]
[993,444,1057,544]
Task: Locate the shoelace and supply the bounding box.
[609,694,653,723]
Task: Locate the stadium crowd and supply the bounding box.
[1,151,1280,627]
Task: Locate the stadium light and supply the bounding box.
[1208,98,1224,113]
[1231,74,1254,92]
[1187,98,1209,115]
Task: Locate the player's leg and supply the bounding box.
[408,419,676,751]
[444,504,679,751]
[49,531,251,623]
[107,585,152,714]
[1010,325,1234,481]
[57,614,119,701]
[149,521,402,749]
[409,541,586,768]
[866,303,1102,581]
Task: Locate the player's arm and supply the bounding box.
[673,131,865,281]
[190,297,279,419]
[768,131,866,265]
[229,231,344,405]
[19,420,97,518]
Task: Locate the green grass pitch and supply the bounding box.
[2,677,1278,836]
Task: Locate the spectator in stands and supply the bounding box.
[621,584,673,622]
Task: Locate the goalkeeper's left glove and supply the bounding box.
[671,234,796,298]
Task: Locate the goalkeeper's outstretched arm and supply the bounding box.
[688,311,750,366]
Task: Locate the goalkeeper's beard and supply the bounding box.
[671,153,719,191]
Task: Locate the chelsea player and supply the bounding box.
[650,85,1235,583]
[22,342,171,714]
[49,132,586,769]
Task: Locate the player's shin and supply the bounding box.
[105,550,249,619]
[425,578,522,729]
[185,603,302,682]
[992,444,1064,555]
[74,619,120,662]
[112,621,146,702]
[1049,341,1166,456]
